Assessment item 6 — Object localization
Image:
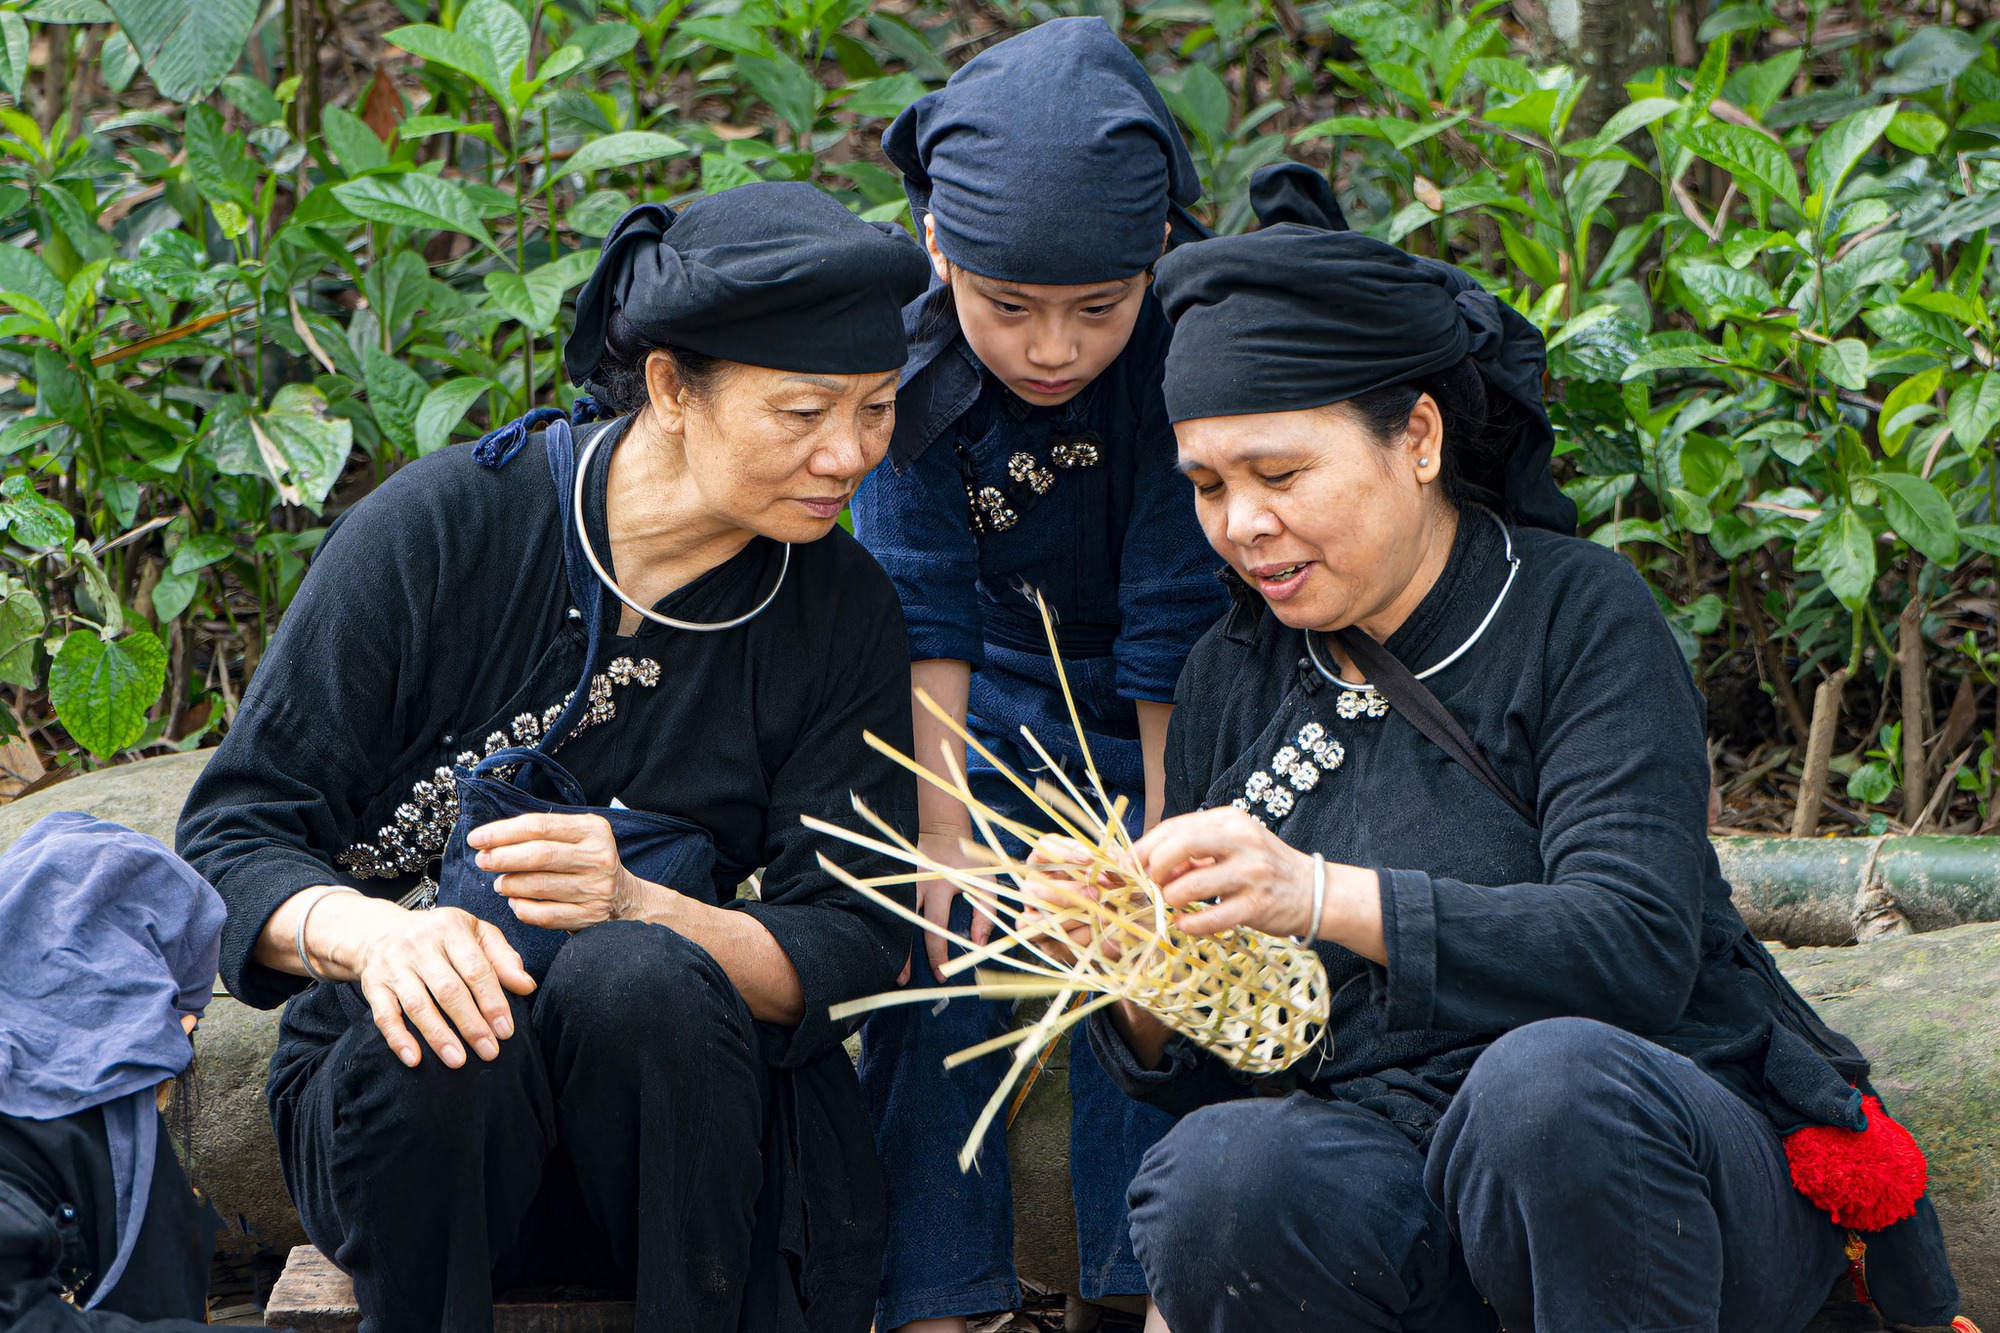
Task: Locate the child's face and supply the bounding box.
[926,216,1150,408]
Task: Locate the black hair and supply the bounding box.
[1337,355,1515,510]
[592,308,733,415]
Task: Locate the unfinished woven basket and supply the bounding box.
[807,595,1331,1171]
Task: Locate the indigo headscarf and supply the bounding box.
[883,17,1205,284]
[565,181,931,386]
[1154,173,1575,535]
[0,812,224,1307]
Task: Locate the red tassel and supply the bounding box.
[1784,1095,1928,1232]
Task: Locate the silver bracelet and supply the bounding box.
[295,886,363,984]
[1301,853,1327,947]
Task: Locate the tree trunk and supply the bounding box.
[1900,598,1930,825]
[288,0,322,147]
[1514,0,1673,225]
[1792,669,1849,837]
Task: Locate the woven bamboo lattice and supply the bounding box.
[806,596,1331,1171]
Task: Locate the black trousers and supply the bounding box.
[272,920,767,1333]
[1130,1018,1851,1333]
[0,1105,212,1332]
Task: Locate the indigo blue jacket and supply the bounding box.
[851,285,1227,707]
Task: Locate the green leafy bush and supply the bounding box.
[0,0,1996,835]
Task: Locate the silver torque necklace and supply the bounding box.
[1303,506,1521,712]
[571,421,791,632]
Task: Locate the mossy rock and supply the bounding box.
[1779,923,2000,1323]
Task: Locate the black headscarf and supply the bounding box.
[1154,169,1575,535]
[882,17,1205,285]
[565,181,931,386]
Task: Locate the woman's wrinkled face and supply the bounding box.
[647,357,899,543]
[926,215,1150,408]
[1176,400,1447,634]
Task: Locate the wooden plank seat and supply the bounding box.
[265,1245,635,1332]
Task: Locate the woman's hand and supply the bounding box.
[1132,808,1386,962]
[291,891,536,1070]
[471,812,669,930]
[1016,835,1118,967]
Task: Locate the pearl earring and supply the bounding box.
[1418,457,1430,468]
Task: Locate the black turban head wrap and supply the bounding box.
[1154,167,1575,535]
[564,181,931,387]
[882,17,1204,285]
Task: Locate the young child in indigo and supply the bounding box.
[848,18,1228,1332]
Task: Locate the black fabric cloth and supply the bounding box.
[882,17,1203,283]
[0,1106,213,1331]
[1151,212,1575,535]
[1129,1020,1849,1333]
[1087,510,1959,1325]
[176,422,920,1333]
[271,923,813,1333]
[564,182,930,385]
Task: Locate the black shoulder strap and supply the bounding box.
[1332,627,1537,827]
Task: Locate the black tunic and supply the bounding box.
[1088,510,1957,1319]
[176,425,919,1327]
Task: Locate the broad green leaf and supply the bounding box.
[168,532,234,575]
[148,566,198,623]
[1879,366,1945,454]
[1722,48,1801,118]
[1564,158,1626,241]
[255,384,354,512]
[334,174,499,255]
[415,377,496,455]
[1621,345,1731,379]
[1846,760,1894,805]
[1886,111,1949,155]
[838,72,928,120]
[1667,487,1714,533]
[569,21,639,68]
[221,73,283,125]
[1872,471,1957,563]
[386,25,503,100]
[1156,63,1233,150]
[106,0,258,101]
[737,51,821,139]
[564,131,691,179]
[323,106,391,177]
[30,348,88,438]
[1682,123,1801,212]
[1583,97,1679,150]
[567,189,631,237]
[0,12,28,97]
[1817,504,1878,610]
[1676,261,1776,322]
[99,30,139,92]
[1958,523,2000,557]
[184,104,257,211]
[459,0,530,90]
[1806,102,1897,207]
[364,344,430,454]
[1876,27,1981,95]
[1947,373,2000,452]
[0,243,64,317]
[22,0,113,18]
[0,576,42,687]
[1819,338,1870,392]
[50,629,167,758]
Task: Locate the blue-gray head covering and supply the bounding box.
[0,812,224,1307]
[883,17,1204,284]
[1154,168,1575,535]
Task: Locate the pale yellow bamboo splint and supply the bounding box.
[805,593,1331,1172]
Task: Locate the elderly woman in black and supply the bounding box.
[1062,192,1963,1332]
[176,182,929,1333]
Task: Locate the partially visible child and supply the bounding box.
[849,18,1228,1331]
[0,813,224,1331]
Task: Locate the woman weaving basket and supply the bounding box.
[175,182,927,1333]
[1047,182,1965,1332]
